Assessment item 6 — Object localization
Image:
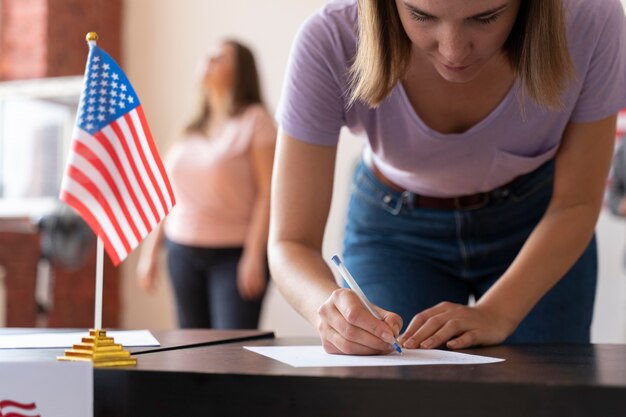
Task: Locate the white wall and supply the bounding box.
[119,0,626,343]
[121,0,335,336]
[594,213,626,342]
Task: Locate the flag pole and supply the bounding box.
[84,31,105,331]
[94,237,104,329]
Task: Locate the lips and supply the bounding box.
[443,63,469,72]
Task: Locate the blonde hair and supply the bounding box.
[349,0,575,109]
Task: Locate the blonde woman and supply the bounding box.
[137,40,276,329]
[270,0,626,354]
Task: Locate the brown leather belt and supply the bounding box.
[369,160,514,210]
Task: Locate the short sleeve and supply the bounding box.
[570,0,626,123]
[249,105,277,149]
[275,7,352,146]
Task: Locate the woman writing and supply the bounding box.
[269,0,626,353]
[138,39,276,329]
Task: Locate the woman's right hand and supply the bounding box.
[317,288,403,355]
[136,252,158,293]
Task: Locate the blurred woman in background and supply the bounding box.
[137,39,276,329]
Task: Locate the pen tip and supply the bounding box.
[331,255,340,266]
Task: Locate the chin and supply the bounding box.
[435,63,483,84]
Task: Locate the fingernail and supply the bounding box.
[381,332,394,344]
[421,339,432,349]
[448,340,458,348]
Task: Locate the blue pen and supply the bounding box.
[331,255,402,354]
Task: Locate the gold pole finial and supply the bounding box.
[86,32,98,42]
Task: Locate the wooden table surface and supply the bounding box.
[97,336,626,417]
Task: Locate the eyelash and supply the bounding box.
[476,14,500,25]
[408,10,501,25]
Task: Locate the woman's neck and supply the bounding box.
[207,89,231,117]
[205,92,232,137]
[401,52,516,134]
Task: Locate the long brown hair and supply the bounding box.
[349,0,574,109]
[185,39,264,135]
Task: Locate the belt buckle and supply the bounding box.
[454,193,489,210]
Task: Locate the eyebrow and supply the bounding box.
[403,3,510,19]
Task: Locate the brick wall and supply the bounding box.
[0,226,39,326]
[0,0,122,81]
[0,219,119,328]
[0,0,123,328]
[0,0,48,79]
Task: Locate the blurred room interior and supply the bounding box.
[0,0,624,342]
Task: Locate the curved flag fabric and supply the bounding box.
[0,399,40,417]
[60,42,175,266]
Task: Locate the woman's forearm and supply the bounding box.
[479,116,614,331]
[269,241,340,325]
[477,202,600,328]
[243,195,271,258]
[141,222,165,259]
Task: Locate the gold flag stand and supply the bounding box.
[57,329,137,368]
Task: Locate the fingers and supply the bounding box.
[414,318,465,349]
[318,288,398,355]
[237,273,256,301]
[243,278,266,301]
[136,265,156,293]
[319,318,393,355]
[398,301,457,347]
[398,302,509,350]
[374,306,403,337]
[447,330,479,350]
[250,277,267,299]
[139,277,154,293]
[237,270,267,301]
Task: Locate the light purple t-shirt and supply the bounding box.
[276,0,626,197]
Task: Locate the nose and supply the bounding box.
[437,24,470,64]
[205,46,221,64]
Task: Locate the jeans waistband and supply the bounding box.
[355,159,555,214]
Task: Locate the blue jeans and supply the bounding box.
[165,239,266,329]
[343,159,596,344]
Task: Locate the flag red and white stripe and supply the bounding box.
[60,42,175,266]
[0,400,40,417]
[60,105,174,265]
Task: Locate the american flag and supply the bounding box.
[0,400,39,417]
[60,40,175,266]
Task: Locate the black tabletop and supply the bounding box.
[95,337,626,417]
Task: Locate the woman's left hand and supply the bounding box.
[397,301,517,350]
[237,253,267,301]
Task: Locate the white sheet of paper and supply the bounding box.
[0,330,160,349]
[244,345,504,367]
[0,361,92,417]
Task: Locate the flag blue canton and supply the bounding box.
[77,45,140,134]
